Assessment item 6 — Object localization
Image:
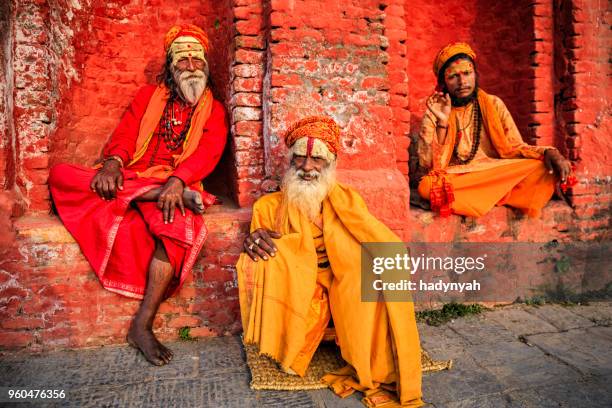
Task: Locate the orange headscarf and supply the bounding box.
[284,116,341,155]
[433,42,476,76]
[164,24,210,54]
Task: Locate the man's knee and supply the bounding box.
[153,240,170,263]
[48,163,71,186]
[417,176,432,200]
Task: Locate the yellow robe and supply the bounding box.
[237,183,423,407]
[417,93,556,218]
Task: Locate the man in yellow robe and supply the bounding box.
[417,43,573,218]
[236,116,423,407]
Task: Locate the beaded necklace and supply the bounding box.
[453,99,481,164]
[148,99,196,167]
[162,99,196,150]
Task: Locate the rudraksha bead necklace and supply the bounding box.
[453,98,481,164]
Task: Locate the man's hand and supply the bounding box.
[244,228,281,261]
[157,177,185,224]
[544,149,571,182]
[90,159,123,200]
[426,91,452,126]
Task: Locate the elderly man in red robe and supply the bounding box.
[49,24,227,365]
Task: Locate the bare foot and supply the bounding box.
[183,188,205,214]
[127,322,174,366]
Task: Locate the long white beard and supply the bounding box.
[172,66,208,105]
[281,162,336,221]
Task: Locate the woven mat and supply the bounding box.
[244,341,452,391]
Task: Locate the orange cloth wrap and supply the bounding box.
[419,159,556,218]
[426,89,544,217]
[237,184,423,407]
[433,42,476,76]
[284,116,341,155]
[164,24,210,53]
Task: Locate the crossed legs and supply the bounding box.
[133,186,205,214]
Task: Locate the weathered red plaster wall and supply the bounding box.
[266,0,395,173]
[264,0,411,236]
[0,1,12,191]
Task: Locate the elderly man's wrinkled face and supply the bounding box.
[171,56,209,105]
[291,154,329,181]
[282,152,336,221]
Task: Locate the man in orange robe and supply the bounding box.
[417,43,572,218]
[237,117,423,408]
[48,25,227,365]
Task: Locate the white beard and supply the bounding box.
[171,66,208,105]
[281,162,336,221]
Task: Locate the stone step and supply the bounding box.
[3,204,251,351]
[2,195,607,352]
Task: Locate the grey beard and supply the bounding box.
[281,163,336,221]
[171,67,208,105]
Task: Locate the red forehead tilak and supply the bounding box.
[306,137,315,157]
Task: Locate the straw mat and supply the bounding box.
[244,341,452,391]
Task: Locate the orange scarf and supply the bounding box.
[434,89,542,171]
[128,85,214,180]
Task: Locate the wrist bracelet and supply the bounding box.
[103,155,124,168]
[545,148,558,155]
[436,124,448,129]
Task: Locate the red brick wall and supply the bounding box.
[385,2,411,179]
[230,0,266,207]
[265,0,398,176]
[554,0,611,233]
[10,1,60,212]
[198,0,237,199]
[555,0,611,175]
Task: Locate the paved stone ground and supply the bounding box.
[1,302,611,407]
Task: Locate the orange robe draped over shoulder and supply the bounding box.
[417,90,556,218]
[237,183,423,407]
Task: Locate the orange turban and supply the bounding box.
[164,24,210,53]
[284,116,341,155]
[433,42,476,76]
